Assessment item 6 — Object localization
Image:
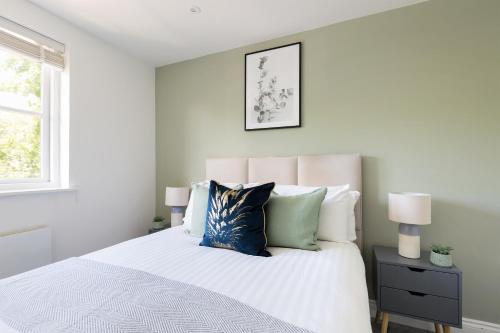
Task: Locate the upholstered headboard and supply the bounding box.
[206,154,363,251]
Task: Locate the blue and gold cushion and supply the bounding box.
[200,181,275,257]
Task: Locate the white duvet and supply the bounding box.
[0,226,371,333]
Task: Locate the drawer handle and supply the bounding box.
[408,291,427,297]
[408,267,426,273]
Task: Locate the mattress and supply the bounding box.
[0,226,371,333]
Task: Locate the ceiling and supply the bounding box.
[29,0,425,67]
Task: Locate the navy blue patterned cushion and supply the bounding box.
[200,181,275,257]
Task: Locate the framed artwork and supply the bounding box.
[245,42,301,131]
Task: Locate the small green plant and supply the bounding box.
[431,244,453,255]
[153,216,165,222]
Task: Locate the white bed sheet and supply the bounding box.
[0,226,371,333]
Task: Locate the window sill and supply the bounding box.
[0,187,76,198]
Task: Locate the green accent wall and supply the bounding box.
[156,0,500,323]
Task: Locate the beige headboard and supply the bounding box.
[206,154,363,251]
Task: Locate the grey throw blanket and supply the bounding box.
[0,258,310,333]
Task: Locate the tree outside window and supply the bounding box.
[0,48,42,180]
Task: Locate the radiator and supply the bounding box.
[0,225,52,279]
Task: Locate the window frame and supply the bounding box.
[0,50,62,191]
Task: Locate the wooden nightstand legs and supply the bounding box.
[375,310,389,333]
[378,313,452,333]
[434,323,452,333]
[380,312,389,333]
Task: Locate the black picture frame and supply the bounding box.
[244,42,301,131]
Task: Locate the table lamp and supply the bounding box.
[388,192,431,259]
[165,187,190,227]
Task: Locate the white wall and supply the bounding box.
[0,0,156,261]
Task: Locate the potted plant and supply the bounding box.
[152,216,165,230]
[430,244,454,267]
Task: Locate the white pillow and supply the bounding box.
[273,184,348,196]
[317,190,360,242]
[182,180,241,232]
[273,184,358,242]
[182,187,196,232]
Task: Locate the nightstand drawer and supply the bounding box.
[381,287,459,325]
[380,263,458,299]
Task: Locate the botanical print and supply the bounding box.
[253,55,294,124]
[245,43,300,130]
[206,187,255,249]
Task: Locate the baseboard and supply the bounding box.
[369,300,500,333]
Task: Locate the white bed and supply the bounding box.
[0,154,371,332]
[0,226,371,333]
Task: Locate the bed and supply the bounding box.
[0,154,371,333]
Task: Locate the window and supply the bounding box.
[0,17,66,192]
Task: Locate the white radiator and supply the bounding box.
[0,225,52,279]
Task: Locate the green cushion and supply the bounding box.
[189,184,210,237]
[265,187,327,250]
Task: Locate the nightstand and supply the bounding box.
[373,246,462,333]
[148,227,167,234]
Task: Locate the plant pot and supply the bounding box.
[430,251,453,267]
[152,221,164,230]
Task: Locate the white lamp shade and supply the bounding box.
[165,187,190,207]
[388,192,431,225]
